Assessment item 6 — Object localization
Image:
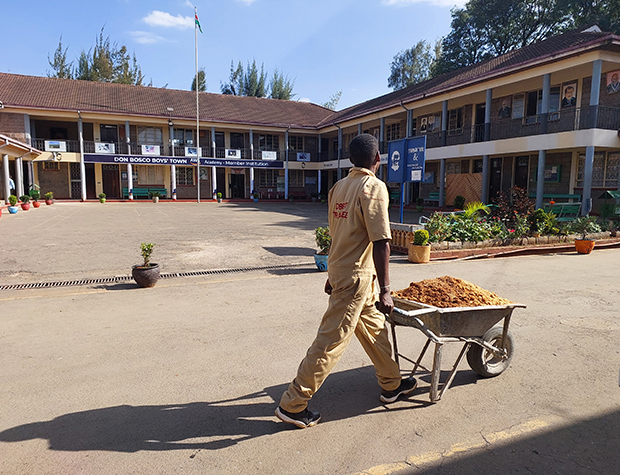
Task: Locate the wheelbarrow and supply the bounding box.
[387,297,526,403]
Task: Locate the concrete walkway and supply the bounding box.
[1,202,619,474]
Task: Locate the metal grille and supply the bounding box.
[0,262,312,291]
[70,163,81,199]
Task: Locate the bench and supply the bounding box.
[122,187,167,199]
[543,202,582,222]
[288,191,307,200]
[425,192,440,204]
[529,193,581,202]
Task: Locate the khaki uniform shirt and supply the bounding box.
[327,167,392,276]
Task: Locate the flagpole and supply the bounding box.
[195,6,200,204]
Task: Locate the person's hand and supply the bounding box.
[324,279,332,295]
[376,288,394,315]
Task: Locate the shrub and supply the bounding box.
[19,194,30,203]
[140,243,155,267]
[29,190,40,201]
[416,197,424,206]
[527,208,557,235]
[571,216,601,240]
[413,229,429,246]
[98,192,106,199]
[453,195,466,209]
[315,226,331,255]
[450,215,492,243]
[45,191,54,200]
[424,212,453,243]
[148,190,161,198]
[491,187,534,227]
[8,195,18,206]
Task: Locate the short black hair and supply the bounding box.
[349,134,378,168]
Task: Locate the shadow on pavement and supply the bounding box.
[0,367,434,453]
[262,246,314,257]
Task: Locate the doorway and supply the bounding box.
[514,156,529,190]
[216,168,226,197]
[86,163,96,199]
[474,103,485,142]
[230,133,245,157]
[102,164,120,198]
[489,158,503,199]
[100,124,118,143]
[230,171,245,198]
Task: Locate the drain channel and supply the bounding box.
[0,262,313,291]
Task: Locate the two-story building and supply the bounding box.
[2,25,620,215]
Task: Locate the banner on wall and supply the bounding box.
[84,154,284,169]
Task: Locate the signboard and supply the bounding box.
[44,140,66,152]
[544,165,561,183]
[297,152,311,162]
[262,151,277,161]
[387,136,426,183]
[95,142,115,154]
[225,149,241,159]
[185,147,201,157]
[84,154,283,168]
[141,145,160,155]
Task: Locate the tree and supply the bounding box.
[388,40,437,91]
[322,90,342,110]
[220,61,244,95]
[269,69,295,100]
[191,68,207,92]
[47,36,72,79]
[47,27,146,85]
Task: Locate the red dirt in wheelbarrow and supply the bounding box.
[392,276,513,308]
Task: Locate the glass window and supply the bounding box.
[460,159,470,174]
[176,166,194,186]
[288,136,304,151]
[134,165,165,185]
[259,169,279,187]
[577,152,619,188]
[289,170,304,187]
[258,134,279,151]
[446,161,460,175]
[448,108,463,133]
[386,123,401,141]
[473,159,484,173]
[137,126,163,144]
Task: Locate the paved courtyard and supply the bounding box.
[1,202,619,474]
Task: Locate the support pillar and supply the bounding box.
[249,129,255,194]
[481,155,490,204]
[582,60,603,214]
[125,120,133,200]
[171,165,177,200]
[337,127,342,180]
[439,159,446,208]
[2,154,10,201]
[441,100,448,146]
[484,89,492,141]
[78,114,87,200]
[379,118,385,154]
[285,129,289,198]
[358,123,362,136]
[535,74,551,210]
[15,157,24,198]
[212,126,217,198]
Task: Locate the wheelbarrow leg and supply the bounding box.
[500,314,512,350]
[390,322,399,367]
[430,342,443,403]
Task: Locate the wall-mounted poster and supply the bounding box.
[419,117,428,134]
[261,151,277,161]
[226,149,241,159]
[607,70,620,94]
[297,152,311,162]
[44,140,67,152]
[561,83,577,108]
[141,145,160,155]
[95,142,115,154]
[498,97,512,119]
[427,115,436,131]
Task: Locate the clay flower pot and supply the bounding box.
[45,199,53,205]
[408,243,431,263]
[132,263,160,288]
[20,203,30,211]
[33,201,41,208]
[575,239,595,254]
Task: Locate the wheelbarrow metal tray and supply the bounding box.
[392,297,526,338]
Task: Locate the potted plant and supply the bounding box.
[132,242,160,288]
[7,195,19,214]
[252,191,259,203]
[416,196,424,212]
[453,195,466,210]
[314,226,331,271]
[45,191,54,205]
[149,190,161,203]
[30,190,41,208]
[572,215,601,254]
[216,192,222,203]
[19,194,31,211]
[408,229,431,263]
[288,194,294,203]
[98,192,106,203]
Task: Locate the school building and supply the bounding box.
[2,25,620,215]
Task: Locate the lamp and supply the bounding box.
[168,119,173,127]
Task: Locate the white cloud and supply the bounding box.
[382,0,467,7]
[237,0,257,4]
[184,0,194,7]
[143,11,194,29]
[130,31,167,44]
[298,97,311,103]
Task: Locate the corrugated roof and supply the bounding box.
[0,74,334,129]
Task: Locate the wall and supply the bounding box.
[0,112,26,142]
[37,162,71,199]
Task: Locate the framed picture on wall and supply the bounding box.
[561,83,577,108]
[606,70,620,94]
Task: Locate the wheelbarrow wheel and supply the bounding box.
[467,326,514,378]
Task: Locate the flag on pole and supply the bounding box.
[195,12,203,33]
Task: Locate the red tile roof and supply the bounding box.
[0,73,334,130]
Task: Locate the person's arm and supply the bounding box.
[373,238,393,315]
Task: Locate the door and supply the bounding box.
[230,172,245,198]
[216,168,226,197]
[514,156,529,190]
[489,158,503,199]
[474,103,485,142]
[85,163,97,199]
[215,132,225,158]
[102,164,120,198]
[100,124,118,143]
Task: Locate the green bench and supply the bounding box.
[530,193,581,202]
[425,192,440,204]
[543,202,582,222]
[122,187,167,199]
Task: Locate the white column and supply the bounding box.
[23,114,31,145]
[78,114,87,200]
[2,154,10,201]
[249,129,255,193]
[318,169,322,197]
[127,163,134,200]
[15,157,24,198]
[171,165,177,200]
[211,126,217,198]
[285,129,289,198]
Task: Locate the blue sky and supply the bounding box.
[0,0,466,110]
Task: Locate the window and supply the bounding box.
[411,118,417,136]
[43,161,60,171]
[134,165,165,185]
[288,136,304,151]
[473,159,484,173]
[446,161,460,175]
[176,166,194,186]
[259,169,279,187]
[289,170,304,187]
[137,126,163,144]
[577,152,620,188]
[460,159,470,174]
[448,108,463,134]
[258,134,279,151]
[386,123,401,141]
[524,87,561,121]
[174,129,193,145]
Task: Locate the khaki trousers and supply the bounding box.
[279,271,402,413]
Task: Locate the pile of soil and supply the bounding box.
[392,276,513,308]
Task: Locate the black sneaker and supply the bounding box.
[275,406,321,429]
[380,376,418,404]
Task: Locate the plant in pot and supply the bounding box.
[7,194,19,214]
[453,195,466,210]
[98,192,106,203]
[408,229,431,263]
[45,191,54,205]
[416,196,424,212]
[314,226,331,271]
[30,190,41,208]
[149,190,161,203]
[132,242,160,288]
[571,215,601,254]
[216,192,222,203]
[252,191,259,203]
[19,194,31,211]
